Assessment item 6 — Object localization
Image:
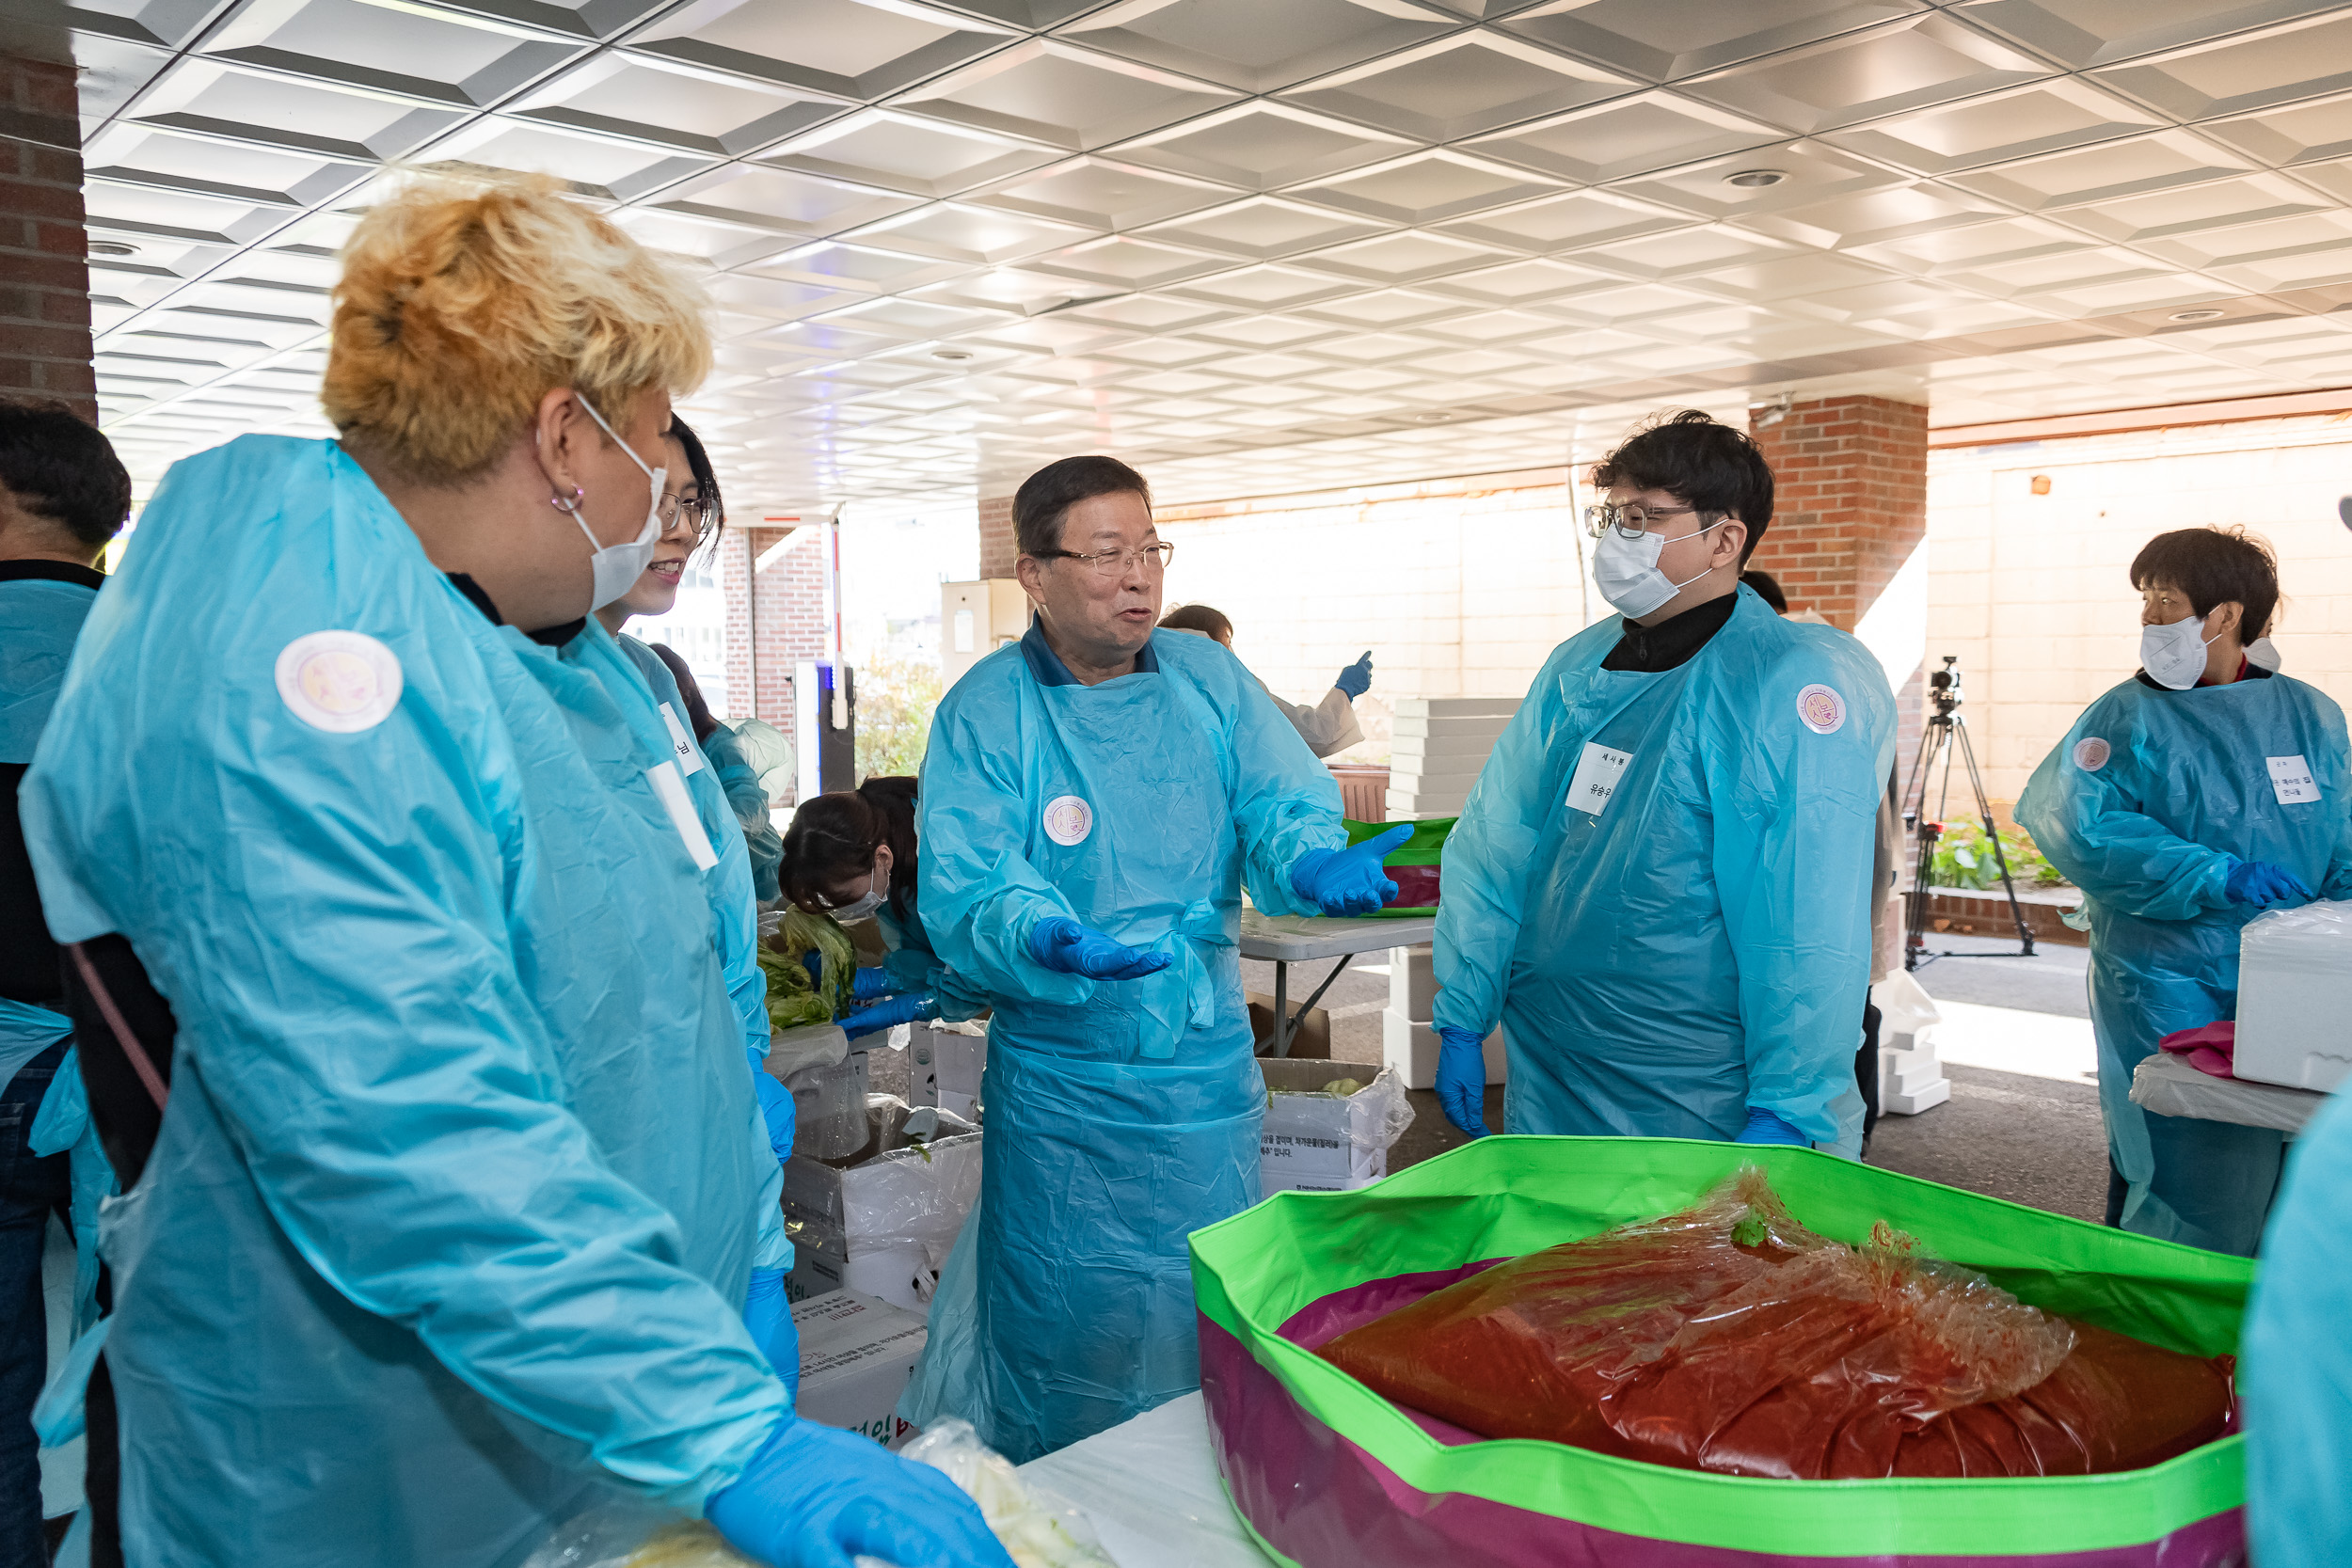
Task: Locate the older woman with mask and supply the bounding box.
[20,175,1008,1568]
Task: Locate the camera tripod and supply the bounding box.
[1901,657,2035,970]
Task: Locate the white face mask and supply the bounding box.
[2247,636,2281,671]
[566,396,667,612]
[2140,611,2220,689]
[832,852,888,921]
[1592,517,1724,619]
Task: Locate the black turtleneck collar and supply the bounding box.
[445,572,584,648]
[1601,590,1739,673]
[0,560,105,591]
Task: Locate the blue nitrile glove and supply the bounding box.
[707,1414,1016,1568]
[2225,860,2313,909]
[835,991,940,1037]
[1435,1025,1490,1138]
[752,1069,795,1164]
[1735,1107,1809,1146]
[1290,824,1412,917]
[1027,915,1171,980]
[850,966,902,1003]
[1334,651,1373,699]
[744,1268,800,1402]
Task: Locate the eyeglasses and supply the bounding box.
[1034,541,1174,577]
[659,493,718,543]
[1582,501,1699,540]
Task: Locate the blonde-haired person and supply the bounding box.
[20,175,1008,1568]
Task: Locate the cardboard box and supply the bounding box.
[1259,1057,1411,1198]
[1388,943,1437,1020]
[908,1023,987,1123]
[1381,1010,1505,1090]
[1246,992,1330,1059]
[783,1110,981,1314]
[793,1290,926,1449]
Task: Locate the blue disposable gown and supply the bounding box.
[2015,669,2352,1255]
[910,625,1343,1462]
[2244,1087,2352,1565]
[19,436,791,1567]
[701,721,783,903]
[1433,587,1894,1150]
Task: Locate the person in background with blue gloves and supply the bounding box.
[18,175,1008,1568]
[1431,411,1893,1152]
[904,454,1395,1464]
[1157,602,1374,759]
[0,396,130,1566]
[2017,527,2352,1256]
[782,777,991,1036]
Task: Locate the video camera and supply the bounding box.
[1928,655,1963,717]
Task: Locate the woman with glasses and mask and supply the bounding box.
[2018,527,2352,1257]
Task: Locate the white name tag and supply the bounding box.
[659,702,706,776]
[646,760,719,870]
[2268,754,2320,805]
[1565,742,1632,817]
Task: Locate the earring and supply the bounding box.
[550,485,584,515]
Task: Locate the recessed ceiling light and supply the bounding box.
[930,347,974,361]
[1724,169,1788,189]
[2168,308,2226,323]
[88,240,139,257]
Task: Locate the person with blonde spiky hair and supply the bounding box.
[19,175,1009,1568]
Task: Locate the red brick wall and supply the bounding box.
[720,523,833,789]
[2,54,95,418]
[1746,395,1927,634]
[977,494,1016,579]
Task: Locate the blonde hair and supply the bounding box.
[323,173,711,484]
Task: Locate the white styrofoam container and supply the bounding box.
[793,1290,926,1448]
[1389,943,1437,1020]
[1388,756,1487,789]
[1386,787,1467,816]
[2233,899,2352,1092]
[1390,730,1506,762]
[1879,1045,1950,1115]
[1381,1009,1506,1090]
[1393,697,1520,720]
[1393,713,1514,740]
[1258,1058,1413,1198]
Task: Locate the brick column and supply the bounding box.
[1747,394,1929,775]
[720,521,832,793]
[2,53,95,417]
[977,494,1016,578]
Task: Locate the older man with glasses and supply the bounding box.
[900,453,1407,1463]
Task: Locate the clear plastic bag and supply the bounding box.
[1319,1167,2236,1480]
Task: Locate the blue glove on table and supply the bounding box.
[836,991,939,1037]
[743,1267,800,1402]
[1734,1107,1809,1146]
[1290,824,1411,917]
[1334,651,1373,699]
[1027,915,1171,980]
[1435,1025,1490,1138]
[707,1415,1015,1568]
[2225,860,2312,909]
[752,1069,795,1164]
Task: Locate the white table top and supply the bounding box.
[1238,909,1436,962]
[2129,1050,2331,1136]
[1018,1393,1275,1568]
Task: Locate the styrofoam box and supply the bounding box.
[1393,714,1513,740]
[1391,731,1507,762]
[1387,788,1467,816]
[793,1290,925,1448]
[1394,697,1520,720]
[1259,1057,1409,1198]
[2233,899,2352,1092]
[1879,1046,1950,1116]
[1382,1010,1506,1090]
[1389,943,1437,1020]
[1389,761,1486,795]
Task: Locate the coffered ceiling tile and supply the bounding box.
[1577,221,1794,279]
[1499,0,1924,82]
[703,273,867,322]
[1052,291,1237,331]
[758,109,1057,198]
[2198,87,2352,168]
[1279,32,1637,142]
[905,266,1128,314]
[82,119,370,208]
[1295,330,1454,362]
[2289,155,2352,205]
[2138,210,2352,290]
[1733,182,2010,248]
[2091,10,2352,119]
[1823,76,2164,175]
[1168,261,1366,307]
[1294,228,1512,283]
[1944,127,2255,209]
[1420,256,1620,301]
[424,116,719,199]
[1114,102,1412,189]
[627,0,1011,102]
[2061,170,2329,243]
[740,240,971,293]
[1025,231,1235,287]
[1291,287,1458,325]
[514,54,837,156]
[1465,88,1779,183]
[966,155,1236,228]
[1056,0,1456,94]
[1541,278,1723,320]
[1187,314,1343,347]
[123,57,466,164]
[1848,213,2096,274]
[656,163,921,235]
[1293,150,1561,225]
[1946,242,2173,296]
[1675,249,1902,301]
[1436,186,1689,251]
[898,40,1240,151]
[614,205,803,267]
[1413,306,1561,342]
[1141,196,1389,260]
[200,0,584,107]
[847,199,1096,265]
[1677,12,2054,135]
[1954,0,2341,70]
[1614,139,1906,222]
[815,294,1008,339]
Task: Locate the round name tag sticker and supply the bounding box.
[2074,736,2111,772]
[1041,795,1093,847]
[275,630,403,734]
[1795,683,1846,736]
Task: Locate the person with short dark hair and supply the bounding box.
[2018,526,2352,1256]
[1158,604,1373,758]
[1740,568,1788,613]
[0,396,129,1566]
[1430,410,1895,1152]
[900,452,1405,1462]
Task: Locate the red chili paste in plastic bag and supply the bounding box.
[1317,1169,2234,1480]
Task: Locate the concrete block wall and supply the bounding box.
[2,53,96,417]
